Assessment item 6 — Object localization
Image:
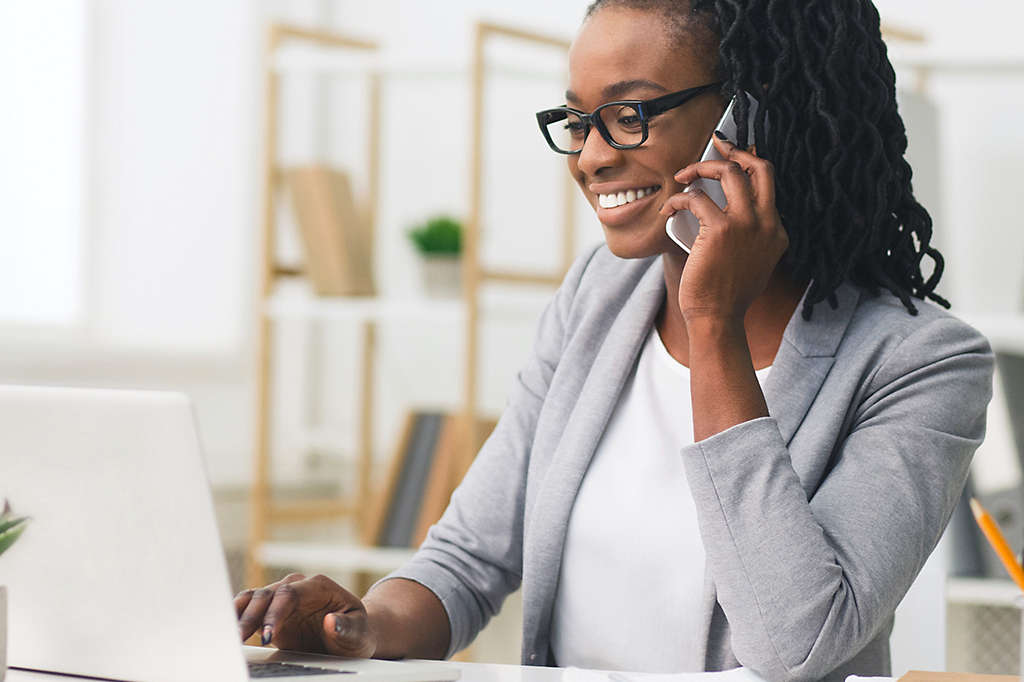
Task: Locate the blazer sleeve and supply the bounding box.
[680,315,994,682]
[374,243,601,658]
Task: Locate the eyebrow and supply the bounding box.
[564,79,669,104]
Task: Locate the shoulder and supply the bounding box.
[847,285,991,356]
[560,242,659,311]
[840,284,994,389]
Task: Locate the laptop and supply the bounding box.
[0,385,460,682]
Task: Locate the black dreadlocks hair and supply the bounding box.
[584,0,948,319]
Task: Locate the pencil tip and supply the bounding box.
[969,497,983,517]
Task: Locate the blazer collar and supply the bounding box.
[762,277,861,445]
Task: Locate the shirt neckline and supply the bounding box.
[650,325,773,377]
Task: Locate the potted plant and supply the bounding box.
[0,500,29,682]
[406,215,463,298]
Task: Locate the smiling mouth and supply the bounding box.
[597,185,661,209]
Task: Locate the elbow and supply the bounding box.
[733,582,886,682]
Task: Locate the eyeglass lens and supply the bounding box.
[545,103,644,153]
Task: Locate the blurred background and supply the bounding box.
[1,0,1023,675]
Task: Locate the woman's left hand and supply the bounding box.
[659,134,789,324]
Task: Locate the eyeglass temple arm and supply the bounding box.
[643,82,723,117]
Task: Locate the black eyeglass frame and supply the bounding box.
[535,81,724,155]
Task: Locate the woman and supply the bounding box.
[235,2,994,680]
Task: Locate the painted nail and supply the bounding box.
[261,625,273,646]
[714,130,730,142]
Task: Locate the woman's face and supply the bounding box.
[567,7,725,259]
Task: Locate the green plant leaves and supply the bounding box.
[0,522,26,557]
[407,215,462,255]
[0,498,28,558]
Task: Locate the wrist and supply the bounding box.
[683,313,746,343]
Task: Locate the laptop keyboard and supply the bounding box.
[248,661,356,677]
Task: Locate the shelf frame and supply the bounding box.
[462,21,574,477]
[247,23,381,589]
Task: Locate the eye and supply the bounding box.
[563,120,587,138]
[617,113,642,130]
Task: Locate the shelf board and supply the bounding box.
[961,313,1024,356]
[265,288,553,324]
[270,49,565,81]
[257,541,416,574]
[946,576,1022,606]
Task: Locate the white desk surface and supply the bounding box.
[3,661,896,682]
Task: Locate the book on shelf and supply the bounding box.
[286,165,375,296]
[363,410,498,549]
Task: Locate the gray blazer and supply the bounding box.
[383,243,994,682]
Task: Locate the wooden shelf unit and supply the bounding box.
[245,21,575,588]
[246,23,381,589]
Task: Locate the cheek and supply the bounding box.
[654,119,713,170]
[568,157,590,196]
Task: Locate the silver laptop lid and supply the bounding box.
[0,385,248,682]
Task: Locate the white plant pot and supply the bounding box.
[419,255,462,298]
[1,585,6,682]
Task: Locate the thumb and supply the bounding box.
[324,611,375,658]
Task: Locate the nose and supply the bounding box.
[575,123,624,178]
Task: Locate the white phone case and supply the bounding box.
[665,92,759,253]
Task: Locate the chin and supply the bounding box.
[601,226,674,260]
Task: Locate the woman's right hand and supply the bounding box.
[235,573,377,658]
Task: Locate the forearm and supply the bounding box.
[363,578,451,660]
[687,315,768,442]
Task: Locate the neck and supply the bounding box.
[657,252,809,370]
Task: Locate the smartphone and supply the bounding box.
[665,91,759,253]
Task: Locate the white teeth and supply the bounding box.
[597,186,658,209]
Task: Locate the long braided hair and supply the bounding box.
[584,0,948,319]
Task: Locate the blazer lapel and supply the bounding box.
[761,280,862,444]
[523,257,666,662]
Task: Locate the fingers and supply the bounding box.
[323,611,376,659]
[234,589,253,619]
[711,133,776,212]
[236,573,306,642]
[660,187,724,231]
[238,587,276,642]
[673,160,754,220]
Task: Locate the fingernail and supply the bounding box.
[714,130,730,142]
[261,625,273,646]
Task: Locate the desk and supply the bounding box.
[2,661,897,682]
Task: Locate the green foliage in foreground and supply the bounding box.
[0,499,29,558]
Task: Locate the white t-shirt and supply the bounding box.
[549,324,772,672]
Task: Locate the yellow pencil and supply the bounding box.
[970,498,1024,593]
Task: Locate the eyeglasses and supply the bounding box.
[535,82,723,155]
